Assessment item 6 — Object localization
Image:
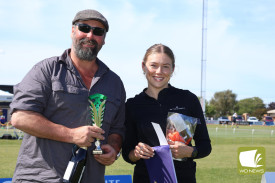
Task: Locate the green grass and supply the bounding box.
[195,124,275,183]
[0,139,21,177]
[1,125,275,183]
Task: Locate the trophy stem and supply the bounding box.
[92,138,103,155]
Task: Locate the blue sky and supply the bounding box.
[0,0,274,105]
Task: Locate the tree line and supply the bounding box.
[205,89,275,120]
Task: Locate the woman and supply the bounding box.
[122,44,211,183]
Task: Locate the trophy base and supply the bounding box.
[92,150,103,155]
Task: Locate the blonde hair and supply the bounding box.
[143,44,175,69]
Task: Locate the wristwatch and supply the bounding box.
[191,147,198,158]
[116,152,121,160]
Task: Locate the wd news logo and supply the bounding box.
[238,147,265,175]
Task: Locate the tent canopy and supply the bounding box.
[0,90,13,102]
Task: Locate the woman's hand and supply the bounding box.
[168,141,193,159]
[129,142,154,162]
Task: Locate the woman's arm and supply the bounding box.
[191,93,212,159]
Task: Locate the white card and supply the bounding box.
[63,161,74,180]
[151,122,168,145]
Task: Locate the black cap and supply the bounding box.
[72,9,109,32]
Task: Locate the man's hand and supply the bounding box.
[94,144,116,165]
[71,126,105,147]
[94,133,123,165]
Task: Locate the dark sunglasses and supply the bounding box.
[75,23,105,36]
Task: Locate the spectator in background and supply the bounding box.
[0,115,5,124]
[232,112,238,128]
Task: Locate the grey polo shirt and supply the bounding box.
[10,49,126,183]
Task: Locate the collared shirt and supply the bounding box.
[10,49,126,183]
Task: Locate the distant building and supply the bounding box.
[267,109,275,119]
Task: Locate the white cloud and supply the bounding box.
[0,49,5,55]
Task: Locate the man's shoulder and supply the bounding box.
[102,67,124,86]
[35,49,69,68]
[96,59,122,82]
[106,69,120,79]
[34,55,64,71]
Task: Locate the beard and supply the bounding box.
[73,37,100,61]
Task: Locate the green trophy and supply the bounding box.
[88,93,107,155]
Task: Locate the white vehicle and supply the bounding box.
[218,116,231,124]
[247,117,258,123]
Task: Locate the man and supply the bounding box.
[10,9,125,183]
[232,112,238,128]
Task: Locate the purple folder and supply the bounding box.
[144,145,177,183]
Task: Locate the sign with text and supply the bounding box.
[0,175,132,183]
[238,147,265,175]
[105,175,132,183]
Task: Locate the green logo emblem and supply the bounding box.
[238,147,265,175]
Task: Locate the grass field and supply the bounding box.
[1,124,275,183]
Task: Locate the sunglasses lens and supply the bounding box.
[77,24,105,36]
[78,24,91,33]
[93,28,105,36]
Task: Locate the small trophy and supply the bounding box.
[88,93,107,155]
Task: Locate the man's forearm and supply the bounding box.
[11,110,74,143]
[108,133,122,154]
